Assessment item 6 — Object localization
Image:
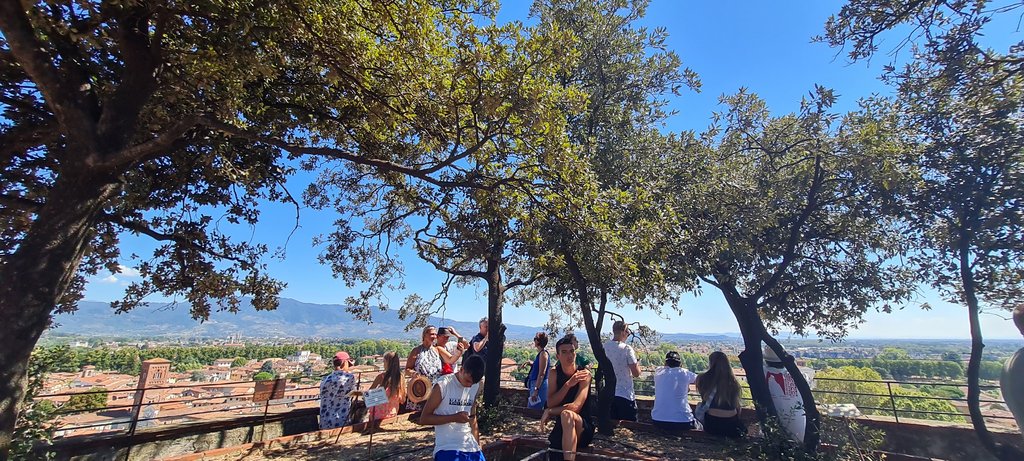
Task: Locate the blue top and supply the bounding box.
[527,348,549,383]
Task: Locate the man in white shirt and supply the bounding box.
[651,351,698,432]
[420,354,486,461]
[603,320,641,421]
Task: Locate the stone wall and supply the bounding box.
[47,408,320,461]
[47,386,1022,461]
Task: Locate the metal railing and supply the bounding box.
[39,370,1016,439]
[505,371,1014,427]
[40,371,375,438]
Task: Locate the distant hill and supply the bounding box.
[53,298,541,340]
[51,298,743,342]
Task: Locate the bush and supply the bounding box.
[476,395,517,434]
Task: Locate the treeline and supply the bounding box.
[808,358,1004,381]
[38,339,417,376]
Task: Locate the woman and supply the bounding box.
[406,326,443,410]
[695,351,746,438]
[526,332,550,410]
[368,351,406,422]
[545,335,594,461]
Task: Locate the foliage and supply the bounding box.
[63,387,109,412]
[31,340,415,376]
[259,361,275,375]
[252,372,275,382]
[753,415,887,461]
[0,0,577,450]
[475,394,518,434]
[810,357,964,380]
[815,366,888,414]
[826,3,1024,456]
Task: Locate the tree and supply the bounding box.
[823,3,1024,458]
[524,0,699,434]
[63,388,108,412]
[0,0,569,453]
[307,8,582,408]
[230,357,247,368]
[259,360,275,375]
[672,89,915,451]
[815,366,888,415]
[252,371,275,382]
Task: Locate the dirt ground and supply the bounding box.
[192,414,757,461]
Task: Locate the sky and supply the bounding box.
[83,1,1024,340]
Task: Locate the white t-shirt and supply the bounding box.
[651,366,697,423]
[432,373,481,454]
[604,340,638,400]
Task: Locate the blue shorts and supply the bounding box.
[435,450,485,461]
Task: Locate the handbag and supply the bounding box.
[694,388,716,424]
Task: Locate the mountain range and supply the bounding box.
[51,298,740,342]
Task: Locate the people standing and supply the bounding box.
[368,351,407,423]
[763,345,813,443]
[407,326,444,410]
[319,351,357,429]
[603,320,641,421]
[651,351,698,433]
[695,351,746,438]
[469,318,489,362]
[419,354,487,461]
[437,326,468,374]
[527,332,550,410]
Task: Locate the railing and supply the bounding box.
[39,370,1016,440]
[506,372,1015,427]
[37,371,376,438]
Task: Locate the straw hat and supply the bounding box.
[407,374,433,403]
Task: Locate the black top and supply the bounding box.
[469,333,488,359]
[553,363,590,417]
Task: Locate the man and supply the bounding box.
[603,320,641,421]
[420,354,486,461]
[468,317,489,361]
[651,351,698,432]
[319,351,357,429]
[566,333,591,370]
[437,326,469,373]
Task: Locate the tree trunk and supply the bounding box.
[721,291,777,426]
[561,247,615,435]
[763,334,821,453]
[482,246,506,407]
[959,243,1023,461]
[0,173,120,457]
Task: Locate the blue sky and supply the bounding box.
[84,1,1023,340]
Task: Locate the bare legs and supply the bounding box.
[559,410,583,461]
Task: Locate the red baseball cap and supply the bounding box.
[334,351,351,362]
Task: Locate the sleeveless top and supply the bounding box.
[527,349,548,383]
[554,363,590,417]
[432,373,481,454]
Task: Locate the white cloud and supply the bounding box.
[117,265,140,277]
[100,275,118,284]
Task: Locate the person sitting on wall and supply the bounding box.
[695,351,746,438]
[319,351,357,430]
[651,351,699,434]
[545,335,595,461]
